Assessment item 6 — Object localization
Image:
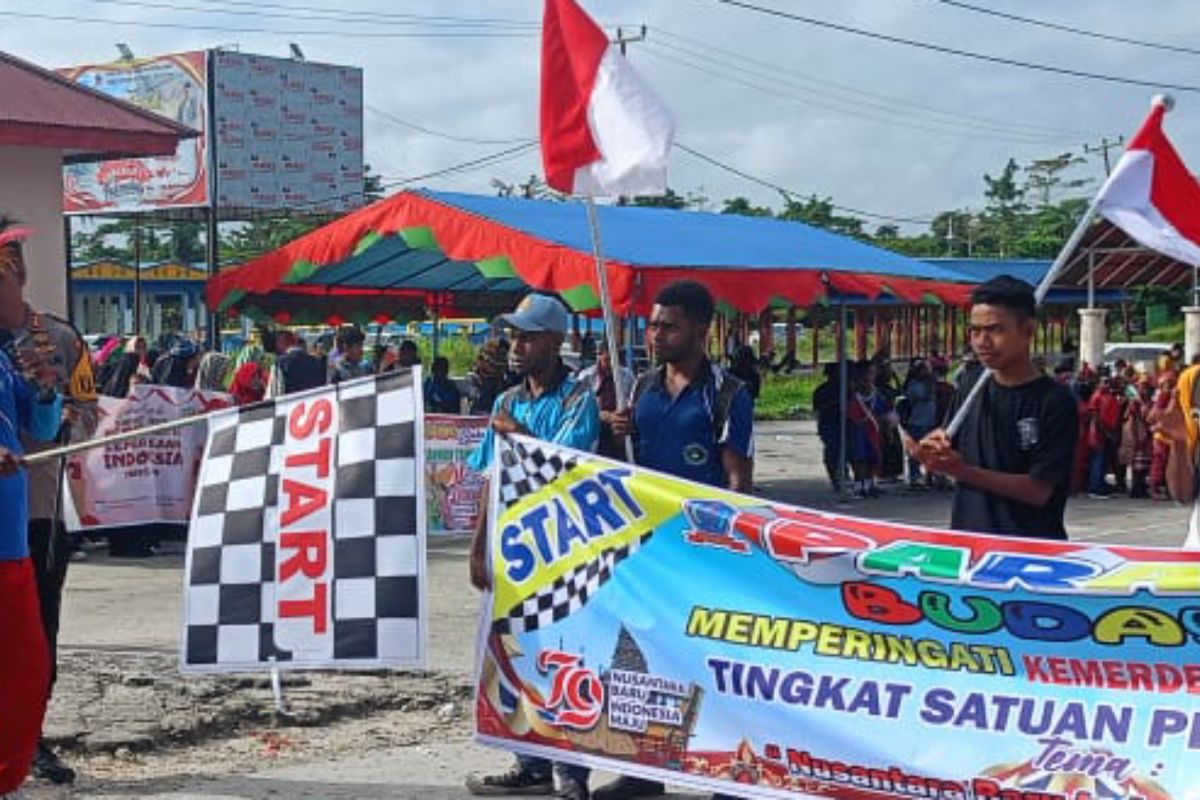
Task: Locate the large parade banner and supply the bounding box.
[425,414,488,537]
[477,435,1200,800]
[64,385,232,531]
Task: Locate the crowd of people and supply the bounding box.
[805,339,1196,503]
[3,204,1198,800]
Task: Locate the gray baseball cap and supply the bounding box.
[498,294,569,334]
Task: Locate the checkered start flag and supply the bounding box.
[181,370,427,673]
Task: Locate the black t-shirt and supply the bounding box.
[949,373,1078,540]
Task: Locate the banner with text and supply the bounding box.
[65,385,232,531]
[476,435,1198,800]
[424,414,487,537]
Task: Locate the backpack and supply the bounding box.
[630,364,745,446]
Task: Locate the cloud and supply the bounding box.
[5,0,1200,230]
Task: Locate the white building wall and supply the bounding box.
[0,146,66,317]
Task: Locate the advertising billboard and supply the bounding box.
[61,51,209,213]
[61,50,364,216]
[212,51,364,214]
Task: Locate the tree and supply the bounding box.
[491,174,564,201]
[1024,152,1090,209]
[778,195,865,238]
[721,196,773,217]
[628,188,690,209]
[977,159,1028,257]
[929,211,974,257]
[363,163,386,203]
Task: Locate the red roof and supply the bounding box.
[0,51,196,162]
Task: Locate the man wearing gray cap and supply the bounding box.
[465,293,599,800]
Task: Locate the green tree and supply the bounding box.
[363,163,387,203]
[628,188,691,209]
[976,158,1027,257]
[1024,152,1091,209]
[721,196,774,217]
[778,195,865,238]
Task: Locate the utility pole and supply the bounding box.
[1084,135,1125,176]
[613,25,647,56]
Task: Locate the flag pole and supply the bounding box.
[21,371,401,467]
[583,196,636,463]
[22,410,215,466]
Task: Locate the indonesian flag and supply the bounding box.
[1096,96,1200,267]
[540,0,675,197]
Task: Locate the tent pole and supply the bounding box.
[837,300,849,496]
[433,306,441,359]
[584,197,635,463]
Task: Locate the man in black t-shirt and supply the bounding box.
[914,276,1077,539]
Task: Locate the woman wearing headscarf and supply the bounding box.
[150,339,200,389]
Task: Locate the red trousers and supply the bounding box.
[0,558,49,794]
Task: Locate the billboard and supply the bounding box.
[61,51,209,213]
[61,50,364,216]
[212,52,363,214]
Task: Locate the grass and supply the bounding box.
[1136,320,1183,344]
[755,372,820,421]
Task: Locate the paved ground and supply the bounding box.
[25,421,1192,799]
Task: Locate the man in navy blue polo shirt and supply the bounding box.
[599,280,753,800]
[615,280,753,492]
[465,293,599,800]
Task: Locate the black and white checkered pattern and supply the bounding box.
[497,437,579,509]
[182,370,425,673]
[493,532,652,635]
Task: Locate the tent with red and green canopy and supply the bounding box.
[206,189,974,325]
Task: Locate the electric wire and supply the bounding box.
[365,106,534,147]
[705,0,1200,93]
[674,142,937,226]
[78,0,541,30]
[640,44,1073,147]
[921,0,1200,58]
[652,27,1099,140]
[0,9,541,39]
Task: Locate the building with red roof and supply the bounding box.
[0,50,194,315]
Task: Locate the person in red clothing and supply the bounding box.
[1120,377,1154,498]
[1070,380,1095,496]
[1148,371,1178,499]
[1087,375,1122,497]
[228,361,266,406]
[0,224,61,796]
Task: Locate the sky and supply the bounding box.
[6,0,1200,232]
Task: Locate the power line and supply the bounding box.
[392,142,539,186]
[652,27,1099,141]
[78,0,541,30]
[673,142,936,226]
[0,9,541,38]
[706,0,1200,93]
[921,0,1200,58]
[242,142,540,215]
[642,40,1086,146]
[366,105,534,147]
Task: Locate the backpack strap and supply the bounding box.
[709,365,745,445]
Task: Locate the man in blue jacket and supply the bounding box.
[0,229,62,797]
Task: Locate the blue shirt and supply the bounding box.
[0,352,62,560]
[633,363,754,489]
[468,366,600,472]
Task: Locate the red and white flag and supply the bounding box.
[1096,96,1200,267]
[540,0,675,197]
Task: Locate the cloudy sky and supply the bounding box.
[6,0,1200,231]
